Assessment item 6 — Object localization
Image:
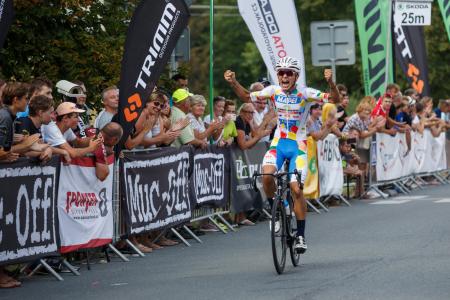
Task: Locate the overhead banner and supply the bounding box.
[355,0,394,97]
[117,0,189,149]
[303,136,319,199]
[0,158,59,265]
[237,0,306,87]
[393,18,430,96]
[0,0,14,49]
[190,146,230,208]
[438,0,450,42]
[229,143,268,213]
[57,156,114,254]
[122,147,192,235]
[317,134,343,197]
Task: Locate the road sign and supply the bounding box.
[394,1,432,26]
[310,20,355,82]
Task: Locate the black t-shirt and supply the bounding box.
[0,107,15,151]
[337,106,348,130]
[235,116,251,138]
[15,117,41,136]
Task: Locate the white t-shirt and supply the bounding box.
[41,121,77,147]
[253,108,270,142]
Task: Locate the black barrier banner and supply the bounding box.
[122,147,192,234]
[190,146,230,208]
[0,0,14,50]
[230,143,268,213]
[0,158,59,265]
[393,18,430,96]
[117,0,189,150]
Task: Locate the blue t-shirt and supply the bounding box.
[395,112,412,126]
[16,106,29,118]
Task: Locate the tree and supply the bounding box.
[0,0,138,109]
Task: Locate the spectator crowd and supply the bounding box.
[0,71,449,288]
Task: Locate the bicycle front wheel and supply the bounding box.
[271,197,287,274]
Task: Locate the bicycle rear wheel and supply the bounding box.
[271,197,287,274]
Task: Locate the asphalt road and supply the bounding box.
[3,184,450,300]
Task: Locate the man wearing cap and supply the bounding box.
[171,89,207,149]
[41,102,101,159]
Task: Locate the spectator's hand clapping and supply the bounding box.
[163,130,180,144]
[39,147,53,162]
[171,118,190,131]
[89,137,102,152]
[13,133,25,144]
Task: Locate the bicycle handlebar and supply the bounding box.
[251,169,302,192]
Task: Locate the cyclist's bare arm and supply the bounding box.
[224,70,251,103]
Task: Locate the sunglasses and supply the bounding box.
[277,70,295,77]
[152,101,166,109]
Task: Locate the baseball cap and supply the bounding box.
[172,89,193,103]
[56,102,85,116]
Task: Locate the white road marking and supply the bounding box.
[370,200,412,205]
[433,199,450,203]
[392,195,428,200]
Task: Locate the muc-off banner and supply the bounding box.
[355,0,394,97]
[317,134,343,197]
[57,156,114,254]
[230,143,268,213]
[190,146,230,208]
[438,0,450,42]
[117,0,189,148]
[0,0,14,49]
[0,158,59,265]
[393,19,430,96]
[122,147,192,234]
[237,0,306,87]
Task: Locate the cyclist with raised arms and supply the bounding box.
[226,57,339,253]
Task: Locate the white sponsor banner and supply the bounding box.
[57,157,114,253]
[317,134,343,196]
[376,133,404,180]
[376,130,447,181]
[237,0,306,87]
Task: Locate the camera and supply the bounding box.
[55,80,85,103]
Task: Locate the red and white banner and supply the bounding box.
[237,0,306,87]
[57,156,114,253]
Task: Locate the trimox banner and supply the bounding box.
[438,0,450,42]
[237,0,306,87]
[0,158,59,265]
[393,15,430,96]
[57,156,114,254]
[355,0,394,97]
[317,134,343,197]
[190,146,230,208]
[122,147,192,234]
[0,0,14,49]
[375,131,447,182]
[117,0,189,149]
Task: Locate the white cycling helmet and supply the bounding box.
[275,56,301,73]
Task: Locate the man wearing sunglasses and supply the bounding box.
[249,56,340,254]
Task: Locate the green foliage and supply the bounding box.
[1,0,449,113]
[0,0,137,109]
